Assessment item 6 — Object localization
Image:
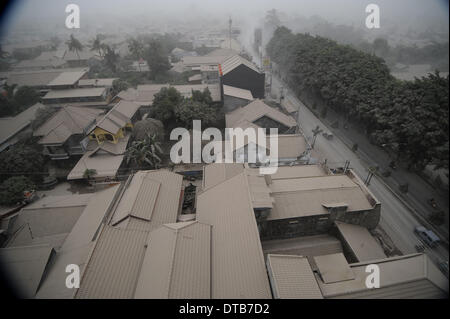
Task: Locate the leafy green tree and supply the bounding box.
[83,169,97,180]
[0,144,46,183]
[151,87,183,124]
[174,98,217,129]
[125,133,163,169]
[0,176,35,205]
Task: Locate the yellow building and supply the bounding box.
[88,100,141,145]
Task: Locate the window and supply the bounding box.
[105,134,114,142]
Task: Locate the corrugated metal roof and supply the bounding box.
[47,70,87,86]
[94,100,140,134]
[110,170,183,231]
[223,85,253,100]
[78,78,117,87]
[267,175,374,220]
[35,186,120,299]
[256,164,328,180]
[226,99,297,129]
[267,254,323,299]
[67,135,130,180]
[196,173,272,299]
[317,254,449,299]
[43,87,106,99]
[134,221,211,299]
[0,244,54,298]
[221,55,261,75]
[202,163,244,190]
[75,226,149,299]
[34,105,104,143]
[314,253,356,284]
[0,103,45,146]
[335,221,386,262]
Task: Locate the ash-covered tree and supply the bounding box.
[14,86,39,108]
[0,144,46,183]
[132,118,164,142]
[151,87,183,124]
[0,176,35,205]
[144,39,171,79]
[174,98,217,129]
[111,79,130,97]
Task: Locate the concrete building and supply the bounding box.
[202,164,381,240]
[220,55,265,99]
[266,252,448,299]
[223,84,254,112]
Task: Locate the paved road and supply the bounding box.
[270,75,449,267]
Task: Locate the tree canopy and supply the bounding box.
[266,27,449,170]
[0,144,46,183]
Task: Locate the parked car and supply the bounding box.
[414,226,440,248]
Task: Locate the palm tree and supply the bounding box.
[125,133,163,169]
[65,34,84,60]
[90,35,104,58]
[103,45,119,73]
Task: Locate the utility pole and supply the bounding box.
[365,166,378,185]
[279,86,284,104]
[228,16,232,49]
[311,125,323,149]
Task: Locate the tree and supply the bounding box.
[102,45,119,73]
[191,88,213,105]
[0,144,46,183]
[83,169,97,180]
[13,86,39,109]
[174,98,217,129]
[111,79,130,97]
[144,39,171,79]
[125,133,163,169]
[128,38,144,60]
[66,34,84,60]
[0,176,35,205]
[373,38,390,57]
[90,34,105,58]
[132,118,164,141]
[151,87,183,124]
[266,26,449,171]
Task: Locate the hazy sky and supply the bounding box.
[1,0,449,37]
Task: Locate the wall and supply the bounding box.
[222,65,265,99]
